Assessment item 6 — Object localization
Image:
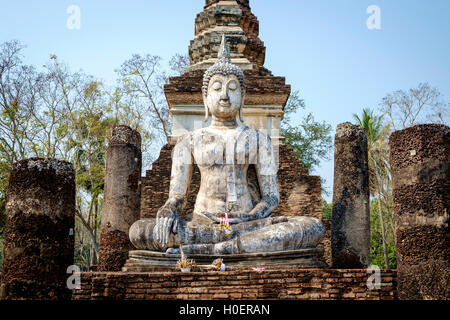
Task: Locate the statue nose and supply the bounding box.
[220,88,230,101]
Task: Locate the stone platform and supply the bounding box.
[123,248,326,272]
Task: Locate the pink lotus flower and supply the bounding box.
[220,212,230,227]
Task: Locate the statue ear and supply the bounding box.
[238,93,245,123]
[205,104,210,122]
[203,89,210,122]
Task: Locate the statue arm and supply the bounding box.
[154,135,193,250]
[248,174,279,219]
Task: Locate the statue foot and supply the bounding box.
[165,243,217,255]
[166,247,180,254]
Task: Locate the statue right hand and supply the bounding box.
[153,206,178,250]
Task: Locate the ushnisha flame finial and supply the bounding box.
[202,34,246,122]
[217,33,231,63]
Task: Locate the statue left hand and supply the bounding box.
[153,205,178,250]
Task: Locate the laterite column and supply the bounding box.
[389,124,449,300]
[0,158,75,300]
[331,122,370,268]
[98,125,142,271]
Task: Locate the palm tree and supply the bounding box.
[353,108,393,269]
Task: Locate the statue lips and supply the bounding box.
[215,102,236,116]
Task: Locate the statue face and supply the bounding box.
[205,74,243,121]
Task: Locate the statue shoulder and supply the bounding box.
[253,129,277,175]
[175,131,193,146]
[173,132,194,162]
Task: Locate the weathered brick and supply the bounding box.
[73,268,397,300]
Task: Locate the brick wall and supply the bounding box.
[273,144,322,218]
[140,144,177,219]
[73,269,396,300]
[318,220,332,267]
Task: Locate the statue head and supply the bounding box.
[202,34,245,122]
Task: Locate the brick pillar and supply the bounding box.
[205,0,249,9]
[389,124,449,300]
[331,122,370,268]
[0,158,75,300]
[98,125,142,271]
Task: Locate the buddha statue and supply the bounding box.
[129,35,325,255]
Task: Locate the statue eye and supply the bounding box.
[212,81,222,91]
[228,81,237,90]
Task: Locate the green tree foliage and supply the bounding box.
[0,40,189,270]
[0,234,3,271]
[321,199,332,220]
[0,160,6,233]
[67,81,115,268]
[353,108,391,195]
[353,108,395,269]
[115,54,171,144]
[281,90,333,171]
[370,198,396,269]
[0,40,34,238]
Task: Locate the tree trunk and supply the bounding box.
[377,192,389,269]
[381,182,396,246]
[374,173,389,269]
[90,198,98,266]
[372,159,390,269]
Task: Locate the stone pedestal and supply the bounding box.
[98,125,142,271]
[0,158,75,300]
[122,248,326,272]
[389,124,449,300]
[331,122,370,268]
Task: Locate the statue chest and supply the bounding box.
[192,130,255,168]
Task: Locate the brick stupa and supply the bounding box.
[166,0,290,144]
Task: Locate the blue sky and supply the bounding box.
[1,0,449,200]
